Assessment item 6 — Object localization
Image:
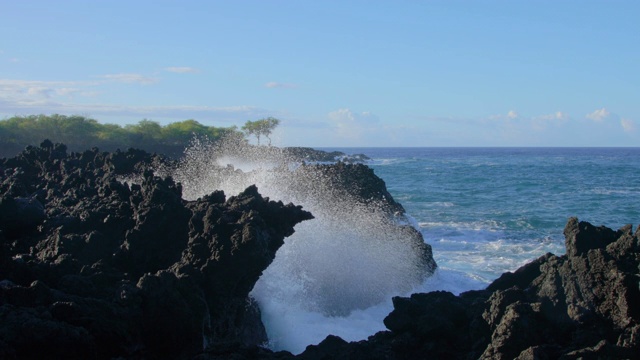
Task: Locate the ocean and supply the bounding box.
[337,147,640,281]
[256,147,640,354]
[171,145,640,354]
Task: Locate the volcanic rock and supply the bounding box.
[296,217,640,359]
[0,142,312,359]
[6,140,635,360]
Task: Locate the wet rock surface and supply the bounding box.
[0,141,312,359]
[283,147,370,163]
[170,142,439,317]
[2,141,638,359]
[198,218,639,359]
[284,217,640,360]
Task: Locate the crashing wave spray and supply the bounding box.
[162,137,436,347]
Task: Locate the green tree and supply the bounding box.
[0,114,101,146]
[0,114,247,157]
[125,119,163,146]
[97,123,128,147]
[241,117,280,145]
[208,125,245,144]
[161,119,210,145]
[59,115,100,147]
[126,119,163,139]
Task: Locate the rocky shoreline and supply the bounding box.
[0,141,313,359]
[293,218,640,359]
[1,142,639,359]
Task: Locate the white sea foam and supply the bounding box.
[420,221,564,282]
[160,142,600,353]
[371,158,413,166]
[162,138,437,353]
[252,267,487,354]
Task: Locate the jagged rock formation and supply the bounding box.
[290,162,405,215]
[4,141,637,360]
[195,218,640,359]
[283,147,370,163]
[293,218,640,359]
[0,141,312,359]
[169,143,438,316]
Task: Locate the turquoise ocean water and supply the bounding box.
[251,147,640,353]
[330,147,640,281]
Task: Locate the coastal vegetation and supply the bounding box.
[241,117,280,145]
[0,114,282,158]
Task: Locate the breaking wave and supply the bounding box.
[159,137,436,352]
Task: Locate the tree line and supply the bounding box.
[0,114,280,158]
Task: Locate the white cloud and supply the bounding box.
[329,108,356,123]
[329,108,379,124]
[529,111,569,131]
[265,81,297,89]
[621,118,636,133]
[26,87,55,98]
[0,77,276,124]
[1,74,158,92]
[0,79,98,101]
[98,73,158,84]
[537,111,569,121]
[0,91,270,124]
[585,109,631,135]
[55,87,87,97]
[0,79,91,89]
[328,108,380,140]
[496,110,568,122]
[2,98,260,117]
[489,110,519,121]
[164,67,200,74]
[586,108,611,121]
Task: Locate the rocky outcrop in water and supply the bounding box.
[293,218,640,359]
[193,218,640,359]
[5,141,636,359]
[291,161,405,215]
[171,142,438,317]
[283,147,370,163]
[0,141,312,359]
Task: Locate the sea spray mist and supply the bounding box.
[159,137,436,351]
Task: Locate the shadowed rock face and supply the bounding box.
[0,141,312,359]
[167,139,438,317]
[4,141,638,360]
[292,217,640,360]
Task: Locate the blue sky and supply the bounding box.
[1,0,638,147]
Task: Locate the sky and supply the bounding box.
[1,0,638,147]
